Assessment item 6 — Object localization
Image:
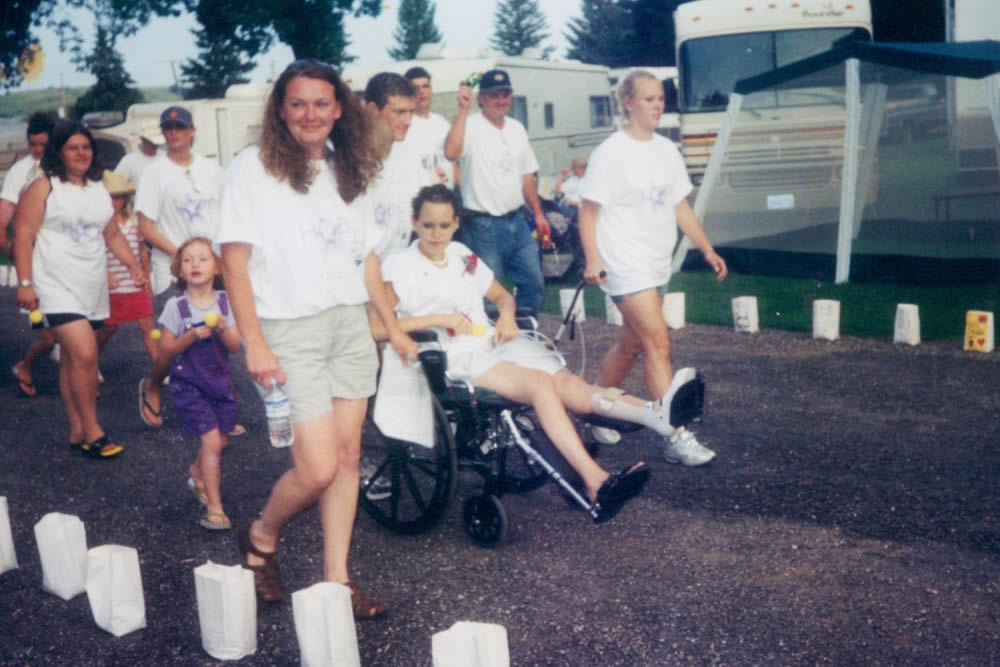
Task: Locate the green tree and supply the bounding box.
[180,0,267,99]
[626,0,679,66]
[565,0,635,67]
[388,0,443,61]
[71,25,143,117]
[490,0,552,57]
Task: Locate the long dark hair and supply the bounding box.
[259,60,382,202]
[41,120,103,183]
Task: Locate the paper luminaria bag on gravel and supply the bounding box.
[292,581,361,667]
[86,545,147,636]
[432,621,510,667]
[34,512,88,600]
[194,561,257,660]
[0,497,18,574]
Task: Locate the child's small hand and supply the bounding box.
[128,265,147,288]
[447,313,472,336]
[108,272,119,289]
[190,325,213,341]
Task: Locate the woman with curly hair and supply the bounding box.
[217,59,416,617]
[13,120,147,459]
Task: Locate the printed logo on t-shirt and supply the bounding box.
[648,184,672,209]
[179,196,206,226]
[65,217,102,243]
[305,215,366,266]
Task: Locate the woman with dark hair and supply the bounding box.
[217,60,416,617]
[13,120,147,459]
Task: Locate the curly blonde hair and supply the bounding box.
[259,60,382,202]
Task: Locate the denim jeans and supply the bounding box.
[458,209,544,313]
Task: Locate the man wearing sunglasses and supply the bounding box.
[444,69,550,316]
[135,105,225,428]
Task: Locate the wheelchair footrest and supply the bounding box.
[670,374,705,428]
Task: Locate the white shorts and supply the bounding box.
[445,332,565,383]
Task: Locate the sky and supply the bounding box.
[20,0,582,91]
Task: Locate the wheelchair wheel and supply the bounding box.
[462,494,507,548]
[359,395,458,535]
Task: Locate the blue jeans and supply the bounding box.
[458,209,544,313]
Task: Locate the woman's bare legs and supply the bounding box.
[244,398,365,584]
[595,289,673,401]
[50,320,103,443]
[475,363,609,500]
[13,328,57,395]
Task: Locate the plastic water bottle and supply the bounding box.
[258,380,293,448]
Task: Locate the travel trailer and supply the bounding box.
[672,0,873,242]
[341,47,617,185]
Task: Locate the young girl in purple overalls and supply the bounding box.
[156,237,242,530]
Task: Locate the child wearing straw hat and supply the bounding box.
[96,171,157,367]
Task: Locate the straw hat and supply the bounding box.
[138,124,165,146]
[103,170,136,196]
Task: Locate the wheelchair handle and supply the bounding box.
[553,272,603,346]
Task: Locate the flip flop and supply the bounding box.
[12,363,36,397]
[138,378,163,427]
[81,435,123,460]
[227,424,247,437]
[199,511,232,531]
[187,476,208,507]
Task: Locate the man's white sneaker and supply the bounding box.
[591,425,621,445]
[664,427,715,467]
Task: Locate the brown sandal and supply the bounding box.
[238,524,284,602]
[346,581,387,620]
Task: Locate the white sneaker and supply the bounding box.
[591,425,621,445]
[50,344,61,363]
[664,427,715,467]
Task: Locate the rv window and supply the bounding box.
[590,96,612,128]
[508,96,529,128]
[544,103,554,129]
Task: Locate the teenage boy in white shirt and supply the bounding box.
[364,72,429,260]
[403,66,454,188]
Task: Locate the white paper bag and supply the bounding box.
[292,582,360,667]
[432,621,510,667]
[86,545,147,636]
[194,561,257,661]
[374,350,434,448]
[34,512,88,600]
[894,303,921,346]
[732,296,760,333]
[0,497,18,575]
[812,299,840,341]
[663,292,686,329]
[0,266,8,287]
[559,288,585,322]
[604,293,623,326]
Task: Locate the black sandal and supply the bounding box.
[590,462,650,523]
[81,435,123,459]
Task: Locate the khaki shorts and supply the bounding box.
[260,304,377,424]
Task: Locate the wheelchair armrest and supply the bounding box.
[409,329,439,344]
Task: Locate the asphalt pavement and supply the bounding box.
[2,290,999,666]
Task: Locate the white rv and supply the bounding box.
[948,0,1000,179]
[341,48,616,187]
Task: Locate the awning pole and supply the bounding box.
[835,59,861,284]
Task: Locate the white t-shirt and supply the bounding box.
[457,113,538,215]
[114,150,158,188]
[216,146,379,320]
[33,177,114,319]
[158,291,236,337]
[135,153,224,294]
[581,130,693,296]
[1,154,42,204]
[403,112,452,188]
[559,175,584,206]
[370,140,428,261]
[382,241,564,381]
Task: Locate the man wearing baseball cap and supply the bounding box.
[444,69,550,315]
[135,105,226,428]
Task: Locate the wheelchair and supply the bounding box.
[359,290,705,548]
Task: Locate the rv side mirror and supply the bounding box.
[663,79,679,114]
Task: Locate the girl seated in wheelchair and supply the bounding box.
[372,185,688,522]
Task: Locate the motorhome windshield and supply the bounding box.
[679,27,869,113]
